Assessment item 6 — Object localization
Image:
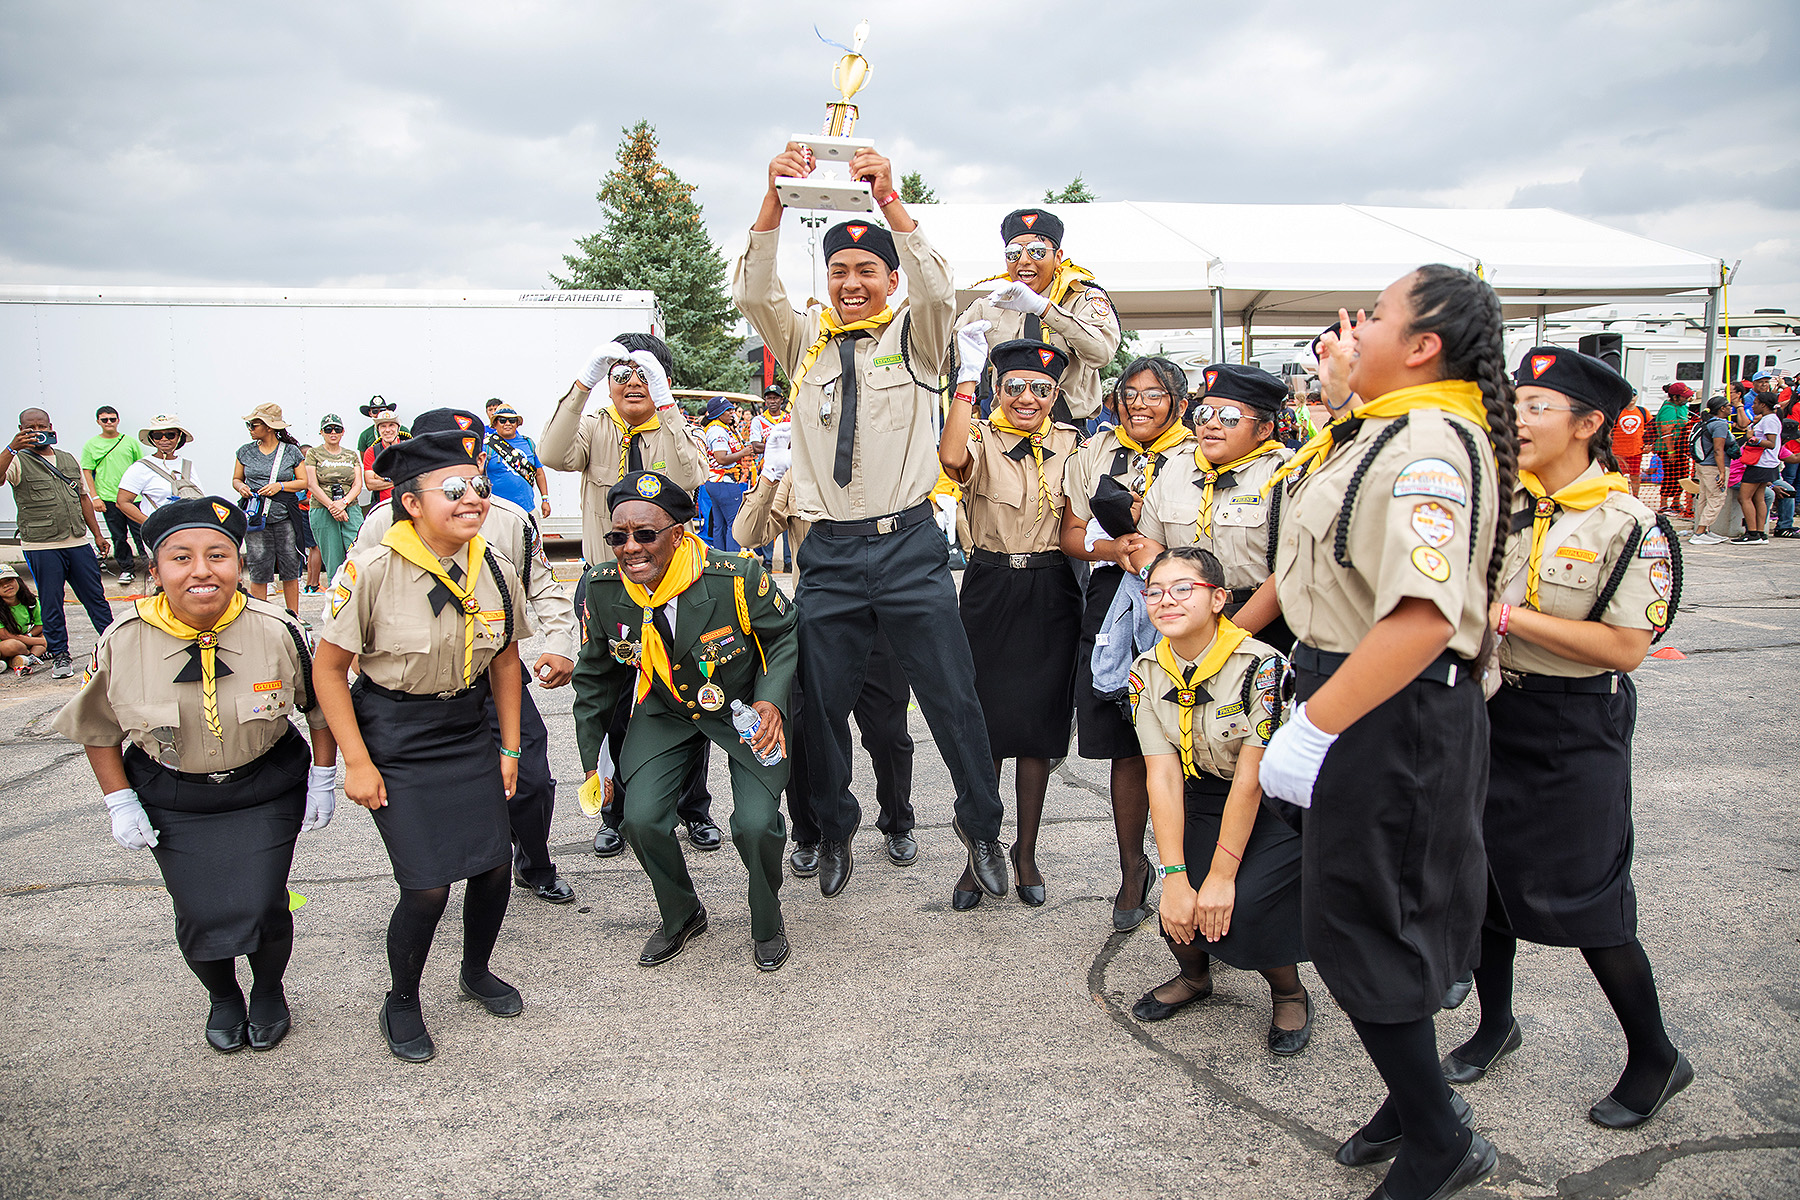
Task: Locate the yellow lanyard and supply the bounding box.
[989,412,1055,521]
[135,591,247,741]
[1195,441,1284,536]
[619,531,707,703]
[604,407,661,481]
[381,520,488,685]
[1113,422,1191,491]
[1519,469,1629,609]
[791,306,896,402]
[1154,619,1250,779]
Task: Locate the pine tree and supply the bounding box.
[553,121,751,392]
[900,171,937,204]
[1043,175,1098,204]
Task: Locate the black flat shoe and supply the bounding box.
[954,819,1009,897]
[1441,971,1474,1010]
[951,887,982,911]
[885,831,918,867]
[1337,1090,1473,1167]
[1441,1018,1521,1084]
[1112,855,1154,931]
[593,825,625,857]
[1365,1131,1497,1200]
[753,927,790,972]
[458,969,524,1017]
[1267,988,1312,1056]
[205,996,249,1054]
[789,842,820,878]
[1010,845,1045,907]
[379,996,435,1063]
[686,819,723,852]
[514,871,576,904]
[639,906,708,967]
[1131,975,1213,1022]
[1589,1052,1694,1129]
[818,837,854,898]
[246,988,290,1052]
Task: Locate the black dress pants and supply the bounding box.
[786,630,916,844]
[487,685,557,884]
[600,692,713,830]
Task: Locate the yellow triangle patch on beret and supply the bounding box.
[212,502,232,522]
[462,436,478,457]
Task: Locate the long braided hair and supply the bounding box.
[1405,265,1518,605]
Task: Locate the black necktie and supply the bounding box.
[427,562,467,616]
[652,605,675,659]
[627,435,643,473]
[833,332,871,488]
[1024,312,1043,342]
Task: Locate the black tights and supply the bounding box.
[383,863,511,1040]
[1152,940,1309,1031]
[957,757,1051,890]
[185,937,292,1026]
[1457,928,1678,1113]
[1109,756,1150,909]
[1351,1014,1473,1200]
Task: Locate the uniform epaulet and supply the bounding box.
[591,563,620,581]
[1052,420,1082,435]
[701,548,746,575]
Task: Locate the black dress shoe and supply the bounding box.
[1441,1018,1522,1084]
[789,842,820,878]
[885,831,918,867]
[1337,1090,1473,1167]
[205,996,249,1054]
[1010,844,1045,907]
[593,825,625,857]
[1589,1052,1694,1129]
[1131,976,1213,1022]
[1112,855,1154,931]
[817,837,854,898]
[753,928,790,972]
[458,969,524,1017]
[951,887,982,911]
[1365,1131,1497,1200]
[1441,971,1475,1010]
[686,819,723,852]
[1267,988,1312,1056]
[514,871,576,904]
[246,988,291,1052]
[954,819,1009,897]
[639,906,708,966]
[379,996,435,1063]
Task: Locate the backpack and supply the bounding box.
[1690,418,1741,463]
[140,458,204,500]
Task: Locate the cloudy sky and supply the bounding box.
[4,0,1796,311]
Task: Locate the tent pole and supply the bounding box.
[1533,306,1546,346]
[1701,279,1720,403]
[1210,287,1224,363]
[1242,309,1253,365]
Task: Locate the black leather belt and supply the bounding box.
[1292,642,1472,688]
[969,548,1066,570]
[810,501,933,539]
[1502,670,1621,694]
[1226,586,1259,605]
[356,677,480,703]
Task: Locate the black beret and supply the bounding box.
[823,220,898,271]
[1002,208,1064,248]
[373,428,485,482]
[408,408,485,438]
[607,471,698,524]
[1197,363,1288,414]
[141,496,247,554]
[1089,474,1139,538]
[990,339,1070,383]
[360,395,398,419]
[1513,346,1633,420]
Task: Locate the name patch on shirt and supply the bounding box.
[872,353,903,368]
[1555,546,1599,562]
[1214,701,1244,718]
[253,680,284,692]
[1392,458,1468,505]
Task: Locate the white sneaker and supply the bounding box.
[117,571,134,584]
[1689,532,1725,545]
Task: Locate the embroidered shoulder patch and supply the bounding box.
[1646,598,1670,627]
[1252,657,1283,691]
[757,573,770,596]
[1637,526,1671,559]
[1392,458,1468,505]
[1648,559,1672,599]
[330,584,352,619]
[1411,545,1451,582]
[1256,717,1275,741]
[1410,502,1455,548]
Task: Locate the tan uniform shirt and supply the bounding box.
[955,282,1121,421]
[1274,409,1498,660]
[1139,446,1294,591]
[318,538,529,694]
[1497,467,1673,678]
[354,493,576,663]
[731,472,811,553]
[952,421,1082,554]
[1129,635,1285,780]
[53,597,326,771]
[731,226,954,523]
[1061,428,1196,526]
[538,388,707,564]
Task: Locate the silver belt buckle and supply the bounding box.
[207,772,231,784]
[1008,553,1029,569]
[875,515,898,535]
[436,689,460,701]
[1501,669,1523,689]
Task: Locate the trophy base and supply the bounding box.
[793,133,873,165]
[775,176,876,213]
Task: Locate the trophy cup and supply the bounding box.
[775,21,878,213]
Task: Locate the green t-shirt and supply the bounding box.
[3,598,42,634]
[79,434,146,497]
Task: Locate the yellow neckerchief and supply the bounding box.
[1195,440,1285,537]
[381,520,489,686]
[1519,466,1630,609]
[1153,617,1251,779]
[135,590,248,742]
[603,405,661,481]
[974,256,1096,308]
[989,410,1054,521]
[1113,421,1191,491]
[1264,379,1489,496]
[789,305,897,403]
[619,530,707,704]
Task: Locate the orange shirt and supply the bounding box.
[1613,403,1648,458]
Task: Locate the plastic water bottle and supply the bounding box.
[731,700,784,766]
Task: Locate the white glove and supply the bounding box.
[934,493,958,542]
[302,764,338,832]
[629,350,679,410]
[104,788,158,850]
[955,320,993,385]
[989,281,1050,317]
[1257,702,1338,809]
[1083,517,1108,553]
[577,341,631,390]
[762,443,791,481]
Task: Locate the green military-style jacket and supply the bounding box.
[572,546,799,781]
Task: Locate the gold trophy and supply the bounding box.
[775,20,878,213]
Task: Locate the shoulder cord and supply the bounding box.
[1580,516,1683,644]
[1238,664,1257,721]
[1264,483,1284,574]
[279,614,317,714]
[484,546,515,648]
[1445,422,1488,568]
[519,518,536,593]
[1332,417,1411,569]
[898,311,947,400]
[1584,524,1642,624]
[732,572,768,674]
[1653,514,1683,644]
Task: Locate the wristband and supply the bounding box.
[1496,604,1511,636]
[1215,841,1242,864]
[499,747,521,759]
[1154,863,1187,881]
[875,190,899,208]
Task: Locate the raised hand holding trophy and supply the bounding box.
[774,21,879,213]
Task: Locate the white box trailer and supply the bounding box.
[0,285,660,545]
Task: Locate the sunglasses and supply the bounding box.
[98,417,119,424]
[1001,378,1057,400]
[1193,404,1260,428]
[419,475,491,502]
[1003,242,1054,264]
[1143,580,1220,605]
[149,429,182,440]
[320,425,344,434]
[604,521,681,547]
[1118,387,1171,406]
[608,363,649,387]
[494,417,521,425]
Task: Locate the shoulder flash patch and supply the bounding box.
[1393,458,1468,505]
[1637,525,1671,560]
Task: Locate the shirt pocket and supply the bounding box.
[1214,493,1270,530]
[1154,489,1202,544]
[113,700,180,738]
[1536,559,1598,620]
[862,363,919,434]
[236,687,295,724]
[375,614,436,658]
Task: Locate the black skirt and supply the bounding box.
[1483,678,1638,947]
[128,730,308,960]
[1172,773,1307,970]
[1295,662,1488,1023]
[959,556,1081,760]
[353,678,510,890]
[1073,565,1144,760]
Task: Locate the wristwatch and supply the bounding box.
[1154,863,1188,882]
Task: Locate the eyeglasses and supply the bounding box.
[1001,378,1057,400]
[1003,242,1054,264]
[1517,401,1575,423]
[608,363,649,387]
[1143,580,1219,604]
[149,430,181,441]
[604,521,681,547]
[419,475,491,502]
[1118,387,1171,406]
[1193,404,1257,428]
